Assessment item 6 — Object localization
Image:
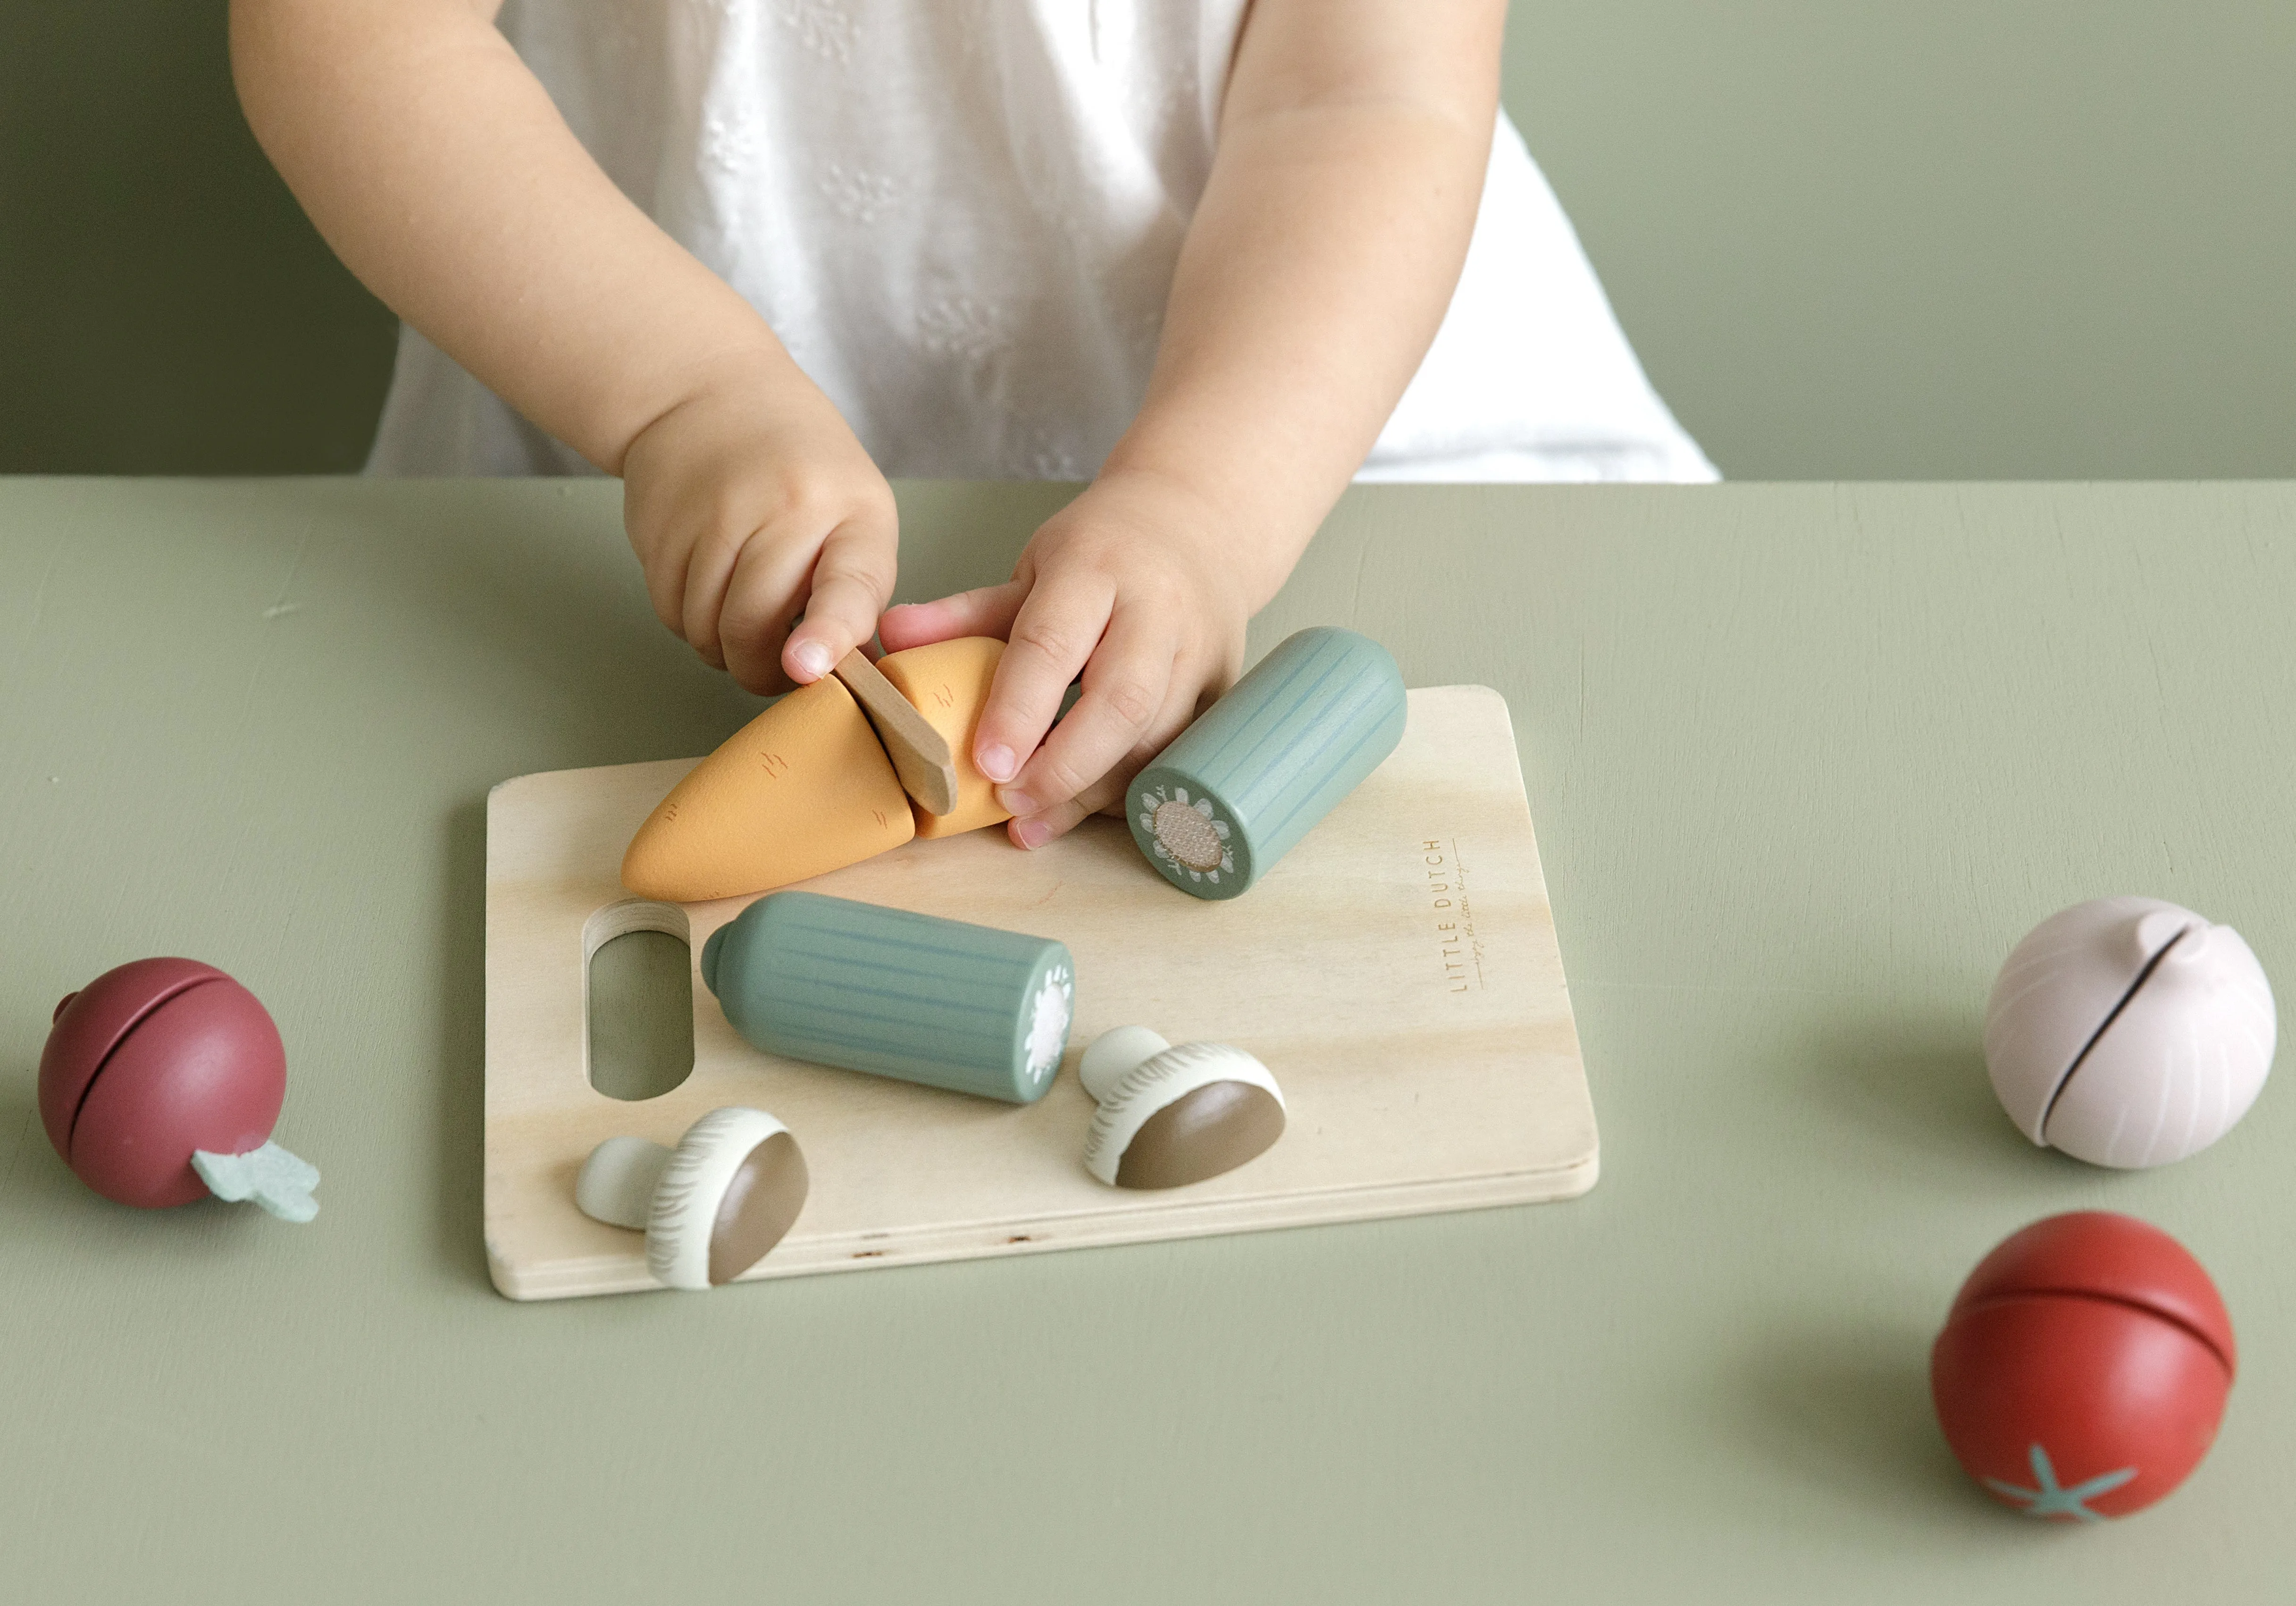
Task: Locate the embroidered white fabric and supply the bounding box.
[366,0,1718,484]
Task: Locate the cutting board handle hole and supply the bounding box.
[583,900,695,1102]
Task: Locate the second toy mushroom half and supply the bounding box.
[1078,1027,1286,1188]
[575,1107,808,1289]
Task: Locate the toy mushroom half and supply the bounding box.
[574,1107,808,1289]
[1078,1027,1286,1189]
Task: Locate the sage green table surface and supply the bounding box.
[3,479,2291,1602]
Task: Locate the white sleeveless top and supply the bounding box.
[368,0,1717,484]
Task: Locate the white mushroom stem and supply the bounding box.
[1079,1026,1171,1104]
[575,1135,673,1232]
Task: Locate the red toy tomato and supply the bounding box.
[38,958,318,1220]
[1932,1211,2233,1521]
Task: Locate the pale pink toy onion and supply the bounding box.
[1984,897,2274,1169]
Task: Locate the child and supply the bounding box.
[232,0,1712,848]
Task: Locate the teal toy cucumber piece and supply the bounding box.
[701,891,1074,1103]
[1127,626,1407,900]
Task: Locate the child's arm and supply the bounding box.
[880,0,1507,845]
[230,0,893,692]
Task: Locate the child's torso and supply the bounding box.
[369,0,1717,483]
[511,0,1245,477]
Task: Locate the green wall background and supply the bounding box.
[4,2,2292,478]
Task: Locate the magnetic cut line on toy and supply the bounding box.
[2035,920,2190,1135]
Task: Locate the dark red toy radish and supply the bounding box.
[1932,1211,2231,1521]
[38,958,320,1221]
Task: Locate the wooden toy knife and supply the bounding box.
[834,649,961,816]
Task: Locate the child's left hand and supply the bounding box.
[877,471,1267,848]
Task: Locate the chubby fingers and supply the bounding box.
[713,533,811,693]
[670,521,746,673]
[994,599,1173,821]
[877,580,1027,654]
[970,572,1122,790]
[640,467,897,693]
[1006,682,1197,849]
[781,519,897,684]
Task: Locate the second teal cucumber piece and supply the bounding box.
[1127,626,1408,899]
[701,891,1074,1103]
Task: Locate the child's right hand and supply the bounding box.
[620,357,898,695]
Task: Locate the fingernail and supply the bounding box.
[979,743,1017,782]
[997,788,1034,816]
[1012,817,1051,850]
[792,639,833,679]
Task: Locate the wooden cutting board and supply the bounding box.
[483,684,1596,1300]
